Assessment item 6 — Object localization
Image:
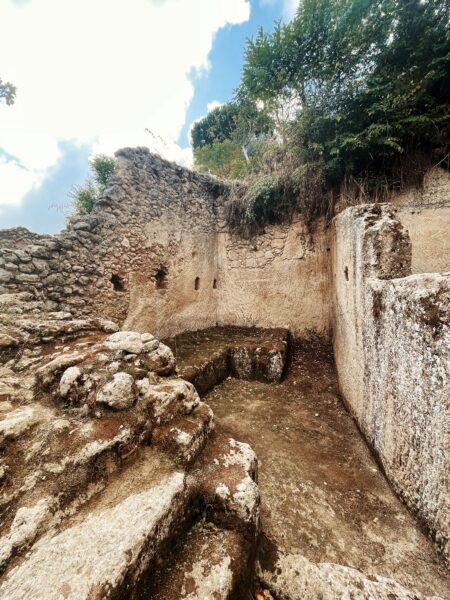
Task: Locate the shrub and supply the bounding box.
[71,154,115,215]
[72,181,97,215]
[194,140,249,179]
[91,154,115,188]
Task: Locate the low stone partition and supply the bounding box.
[332,204,450,563]
[164,326,289,395]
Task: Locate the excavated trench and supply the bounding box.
[154,327,450,600]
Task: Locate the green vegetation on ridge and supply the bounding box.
[71,154,115,215]
[193,0,450,233]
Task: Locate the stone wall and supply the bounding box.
[392,168,450,274]
[0,148,331,338]
[332,204,450,563]
[0,227,53,250]
[0,149,223,337]
[217,219,331,336]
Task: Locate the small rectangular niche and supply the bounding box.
[110,274,125,292]
[195,277,200,291]
[155,267,168,290]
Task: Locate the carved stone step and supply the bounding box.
[0,449,191,600]
[148,524,252,600]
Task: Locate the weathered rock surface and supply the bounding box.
[149,525,251,600]
[137,378,200,423]
[192,432,260,535]
[1,465,188,600]
[0,312,266,600]
[104,330,144,354]
[0,404,54,443]
[205,340,450,599]
[152,402,214,465]
[258,551,445,600]
[165,326,289,395]
[96,371,135,410]
[333,205,450,563]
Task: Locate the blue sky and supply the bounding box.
[0,0,297,234]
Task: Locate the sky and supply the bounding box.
[0,0,299,233]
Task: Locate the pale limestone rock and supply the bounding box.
[94,318,119,333]
[0,497,56,564]
[183,553,233,599]
[48,311,72,320]
[196,434,260,534]
[104,331,143,354]
[152,403,214,465]
[0,473,186,600]
[36,352,86,389]
[0,405,53,443]
[142,342,175,375]
[267,350,285,381]
[223,438,260,528]
[96,372,135,410]
[142,338,160,353]
[138,379,200,424]
[59,366,82,398]
[141,332,156,343]
[258,551,444,600]
[0,333,19,348]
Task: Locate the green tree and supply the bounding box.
[191,104,241,149]
[91,154,116,187]
[239,0,450,192]
[0,77,16,105]
[192,101,273,177]
[194,140,248,179]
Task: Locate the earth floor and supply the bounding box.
[204,339,450,598]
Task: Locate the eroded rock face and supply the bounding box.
[96,372,135,410]
[192,432,260,537]
[164,327,289,396]
[59,366,83,399]
[1,289,448,600]
[137,379,200,424]
[0,302,264,600]
[104,331,144,354]
[0,470,188,600]
[0,404,54,444]
[258,551,443,600]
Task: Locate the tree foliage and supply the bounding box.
[191,101,274,179]
[241,0,450,189]
[191,104,241,149]
[194,140,248,179]
[71,155,115,215]
[195,0,450,231]
[0,77,17,105]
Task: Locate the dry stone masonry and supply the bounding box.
[0,148,449,598]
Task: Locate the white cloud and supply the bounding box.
[0,157,44,206]
[283,0,300,18]
[0,0,250,206]
[207,100,222,112]
[260,0,300,20]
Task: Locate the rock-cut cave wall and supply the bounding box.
[332,204,450,563]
